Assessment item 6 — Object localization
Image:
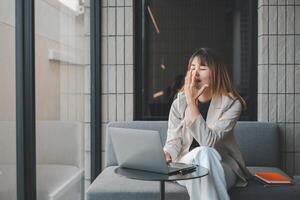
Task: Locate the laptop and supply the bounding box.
[109,127,197,175]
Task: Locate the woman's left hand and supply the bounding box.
[184,69,208,106]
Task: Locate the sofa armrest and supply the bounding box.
[49,168,84,200]
[36,121,83,168]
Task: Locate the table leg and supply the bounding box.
[160,181,165,200]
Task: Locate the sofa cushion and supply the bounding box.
[230,179,300,200]
[0,164,83,200]
[87,166,189,200]
[233,122,279,167]
[229,166,300,200]
[105,121,280,168]
[87,166,300,200]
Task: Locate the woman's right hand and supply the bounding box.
[164,151,172,165]
[184,69,208,106]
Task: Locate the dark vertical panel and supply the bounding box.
[15,0,36,199]
[249,0,258,121]
[90,0,102,182]
[134,0,146,120]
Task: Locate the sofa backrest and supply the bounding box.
[106,121,279,168]
[0,121,82,168]
[233,121,279,167]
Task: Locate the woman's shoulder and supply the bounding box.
[220,93,242,111]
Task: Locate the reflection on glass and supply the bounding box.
[151,74,185,116]
[143,0,256,120]
[35,0,89,199]
[0,0,16,199]
[147,5,160,34]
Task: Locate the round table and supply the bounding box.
[114,166,209,200]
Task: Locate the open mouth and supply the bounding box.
[194,79,202,88]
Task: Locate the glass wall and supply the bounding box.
[0,0,16,199]
[136,0,257,120]
[35,0,90,199]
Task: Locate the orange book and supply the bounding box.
[255,171,292,184]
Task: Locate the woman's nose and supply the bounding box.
[192,71,200,79]
[192,69,198,76]
[191,66,200,76]
[194,69,200,76]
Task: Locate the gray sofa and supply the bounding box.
[87,121,300,200]
[0,121,84,200]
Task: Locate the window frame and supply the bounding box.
[15,1,103,199]
[16,0,37,199]
[134,0,258,121]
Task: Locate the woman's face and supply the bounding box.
[190,57,212,87]
[190,57,212,100]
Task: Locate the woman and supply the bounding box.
[163,48,252,200]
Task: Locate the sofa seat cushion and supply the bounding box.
[0,164,82,200]
[87,166,189,200]
[229,166,300,200]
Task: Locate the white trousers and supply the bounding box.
[176,146,237,200]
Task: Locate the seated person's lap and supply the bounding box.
[176,146,237,190]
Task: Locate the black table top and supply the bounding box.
[114,166,209,181]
